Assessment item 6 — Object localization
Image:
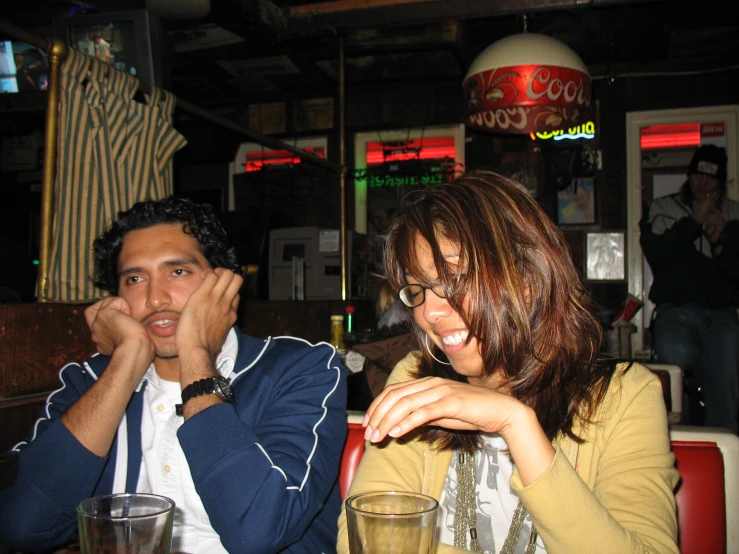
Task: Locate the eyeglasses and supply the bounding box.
[398,283,446,308]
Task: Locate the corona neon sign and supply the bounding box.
[530,121,596,141]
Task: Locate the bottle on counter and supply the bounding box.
[329,314,345,352]
[342,305,366,373]
[345,305,355,333]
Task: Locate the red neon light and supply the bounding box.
[365,137,456,164]
[641,123,699,135]
[245,147,326,172]
[640,123,701,150]
[641,133,701,149]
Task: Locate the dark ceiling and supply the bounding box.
[6,0,739,111]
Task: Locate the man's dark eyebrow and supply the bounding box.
[118,257,203,277]
[119,266,142,278]
[161,257,202,268]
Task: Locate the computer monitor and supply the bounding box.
[268,227,384,300]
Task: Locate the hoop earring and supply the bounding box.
[425,334,452,366]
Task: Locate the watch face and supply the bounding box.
[213,376,235,403]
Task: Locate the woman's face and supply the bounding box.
[406,234,488,386]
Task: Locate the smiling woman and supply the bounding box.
[337,170,679,554]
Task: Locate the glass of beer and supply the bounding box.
[345,491,438,554]
[77,493,175,554]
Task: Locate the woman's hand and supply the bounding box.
[362,376,523,443]
[363,376,556,486]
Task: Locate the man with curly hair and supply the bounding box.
[0,196,348,554]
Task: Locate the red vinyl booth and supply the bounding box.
[340,413,739,553]
[670,426,738,554]
[340,412,366,501]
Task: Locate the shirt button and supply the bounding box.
[163,464,171,473]
[157,404,165,412]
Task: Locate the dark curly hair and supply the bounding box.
[93,196,240,295]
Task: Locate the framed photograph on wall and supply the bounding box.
[585,231,626,282]
[558,177,596,226]
[500,150,539,196]
[294,97,334,132]
[248,102,286,135]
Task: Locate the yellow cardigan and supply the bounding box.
[337,354,679,554]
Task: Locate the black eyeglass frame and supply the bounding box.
[398,283,446,308]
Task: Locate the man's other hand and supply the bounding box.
[705,210,727,244]
[85,296,154,361]
[175,268,243,361]
[692,191,720,224]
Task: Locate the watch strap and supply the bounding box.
[180,376,235,414]
[181,377,216,405]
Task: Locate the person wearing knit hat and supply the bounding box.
[641,143,739,433]
[688,144,728,185]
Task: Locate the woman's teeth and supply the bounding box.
[441,331,468,346]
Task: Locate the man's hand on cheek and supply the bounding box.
[85,296,153,358]
[176,268,243,360]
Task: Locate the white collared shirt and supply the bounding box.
[137,329,238,554]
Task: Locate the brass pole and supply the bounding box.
[0,19,341,173]
[0,20,49,51]
[37,39,67,302]
[339,36,347,301]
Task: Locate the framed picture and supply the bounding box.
[248,102,286,135]
[558,177,596,225]
[294,97,334,132]
[585,231,626,282]
[500,150,539,196]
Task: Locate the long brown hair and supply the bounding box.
[384,170,617,451]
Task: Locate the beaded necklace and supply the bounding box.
[453,451,539,554]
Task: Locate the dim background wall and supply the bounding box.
[1,50,738,316]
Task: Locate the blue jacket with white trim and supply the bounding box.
[0,328,348,554]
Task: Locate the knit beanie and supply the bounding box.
[688,144,728,184]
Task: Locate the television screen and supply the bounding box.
[66,21,141,79]
[55,10,167,88]
[0,40,49,93]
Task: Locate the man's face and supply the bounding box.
[690,173,720,201]
[117,223,211,360]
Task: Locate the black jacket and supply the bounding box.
[640,192,739,309]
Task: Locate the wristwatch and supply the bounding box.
[181,376,235,405]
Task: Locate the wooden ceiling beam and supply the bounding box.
[281,0,662,34]
[288,0,433,17]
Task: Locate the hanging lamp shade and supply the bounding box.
[463,33,592,135]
